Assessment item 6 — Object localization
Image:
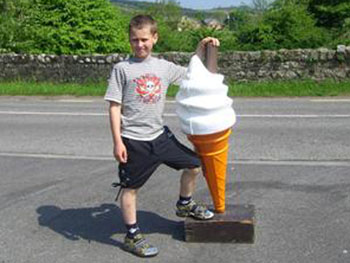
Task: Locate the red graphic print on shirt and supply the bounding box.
[133,74,162,104]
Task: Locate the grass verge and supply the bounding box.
[227,79,350,97]
[0,79,350,97]
[0,82,106,96]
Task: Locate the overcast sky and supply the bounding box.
[138,0,253,10]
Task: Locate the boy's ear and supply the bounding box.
[153,33,158,44]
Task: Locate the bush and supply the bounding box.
[308,0,350,29]
[0,0,29,53]
[1,0,347,54]
[188,27,238,52]
[154,24,238,53]
[153,18,196,52]
[3,0,130,54]
[237,1,330,50]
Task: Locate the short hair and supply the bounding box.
[129,15,158,35]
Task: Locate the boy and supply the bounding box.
[105,15,220,257]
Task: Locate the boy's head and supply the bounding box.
[129,15,158,59]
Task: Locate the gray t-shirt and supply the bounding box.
[105,56,186,140]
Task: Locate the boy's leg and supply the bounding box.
[120,188,158,257]
[117,137,161,257]
[157,127,214,220]
[179,168,200,198]
[176,168,214,220]
[120,188,137,225]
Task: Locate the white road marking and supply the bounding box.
[232,160,350,167]
[310,99,350,102]
[237,114,350,118]
[1,152,350,167]
[0,111,107,116]
[58,99,94,103]
[1,111,350,118]
[0,152,112,161]
[165,113,350,118]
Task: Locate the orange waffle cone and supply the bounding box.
[187,129,231,213]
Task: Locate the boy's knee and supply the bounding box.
[121,188,138,198]
[186,167,201,176]
[124,188,138,193]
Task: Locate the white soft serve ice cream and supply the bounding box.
[176,55,236,135]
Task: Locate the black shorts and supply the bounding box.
[118,126,201,189]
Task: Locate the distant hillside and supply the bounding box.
[109,0,250,16]
[110,0,154,11]
[109,0,256,26]
[211,5,252,12]
[110,0,198,15]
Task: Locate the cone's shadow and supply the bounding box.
[36,203,184,248]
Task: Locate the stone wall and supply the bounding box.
[1,46,350,83]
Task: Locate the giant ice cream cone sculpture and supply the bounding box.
[176,53,236,213]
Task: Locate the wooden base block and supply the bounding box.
[184,205,255,243]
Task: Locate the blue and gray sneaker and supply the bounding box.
[123,233,158,257]
[176,200,214,220]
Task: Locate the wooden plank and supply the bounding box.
[184,205,255,243]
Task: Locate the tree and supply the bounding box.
[238,0,329,50]
[146,0,182,31]
[306,0,350,46]
[2,0,130,54]
[252,0,273,13]
[308,0,350,29]
[225,8,252,32]
[0,0,28,52]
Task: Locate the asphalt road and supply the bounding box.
[1,96,350,263]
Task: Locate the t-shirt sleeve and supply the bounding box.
[167,61,187,86]
[104,64,126,104]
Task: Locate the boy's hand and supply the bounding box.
[196,37,220,60]
[114,142,128,163]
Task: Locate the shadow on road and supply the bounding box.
[36,203,184,249]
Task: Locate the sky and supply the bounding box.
[138,0,253,10]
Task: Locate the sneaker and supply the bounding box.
[123,233,158,257]
[176,200,214,220]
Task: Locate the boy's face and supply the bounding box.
[129,25,158,59]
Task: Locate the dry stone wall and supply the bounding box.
[1,46,350,83]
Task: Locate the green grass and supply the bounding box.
[227,79,350,97]
[1,79,350,97]
[0,82,106,96]
[169,79,350,97]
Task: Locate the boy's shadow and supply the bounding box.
[36,203,184,249]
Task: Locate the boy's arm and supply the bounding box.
[167,37,220,85]
[109,101,127,163]
[195,37,220,60]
